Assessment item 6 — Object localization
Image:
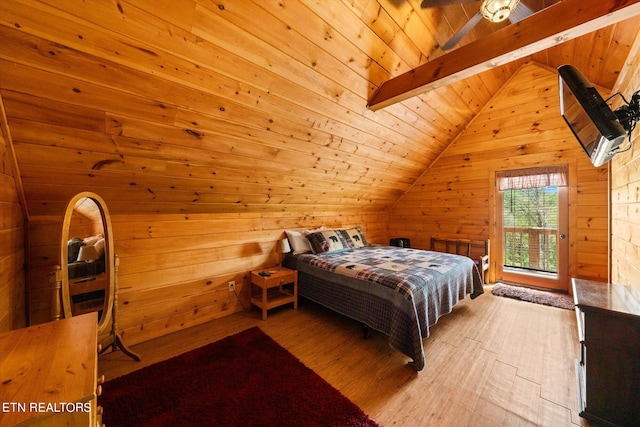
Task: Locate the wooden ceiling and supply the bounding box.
[1,0,639,217]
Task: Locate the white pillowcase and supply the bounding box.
[93,238,106,258]
[285,230,313,254]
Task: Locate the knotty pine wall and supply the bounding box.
[28,209,387,345]
[389,62,609,287]
[611,34,640,290]
[0,105,26,332]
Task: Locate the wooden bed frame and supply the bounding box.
[430,237,490,284]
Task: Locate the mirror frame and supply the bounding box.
[60,191,114,335]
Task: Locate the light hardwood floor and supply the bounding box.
[99,286,591,426]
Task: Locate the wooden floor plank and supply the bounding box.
[99,286,591,426]
[475,359,518,424]
[506,375,542,426]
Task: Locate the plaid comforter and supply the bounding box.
[293,245,483,371]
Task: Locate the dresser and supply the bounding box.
[0,312,102,427]
[572,278,640,427]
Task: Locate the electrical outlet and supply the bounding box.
[228,281,235,292]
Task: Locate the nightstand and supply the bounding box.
[250,268,298,320]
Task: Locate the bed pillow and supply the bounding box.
[343,226,368,248]
[67,237,84,262]
[285,230,313,254]
[306,229,352,254]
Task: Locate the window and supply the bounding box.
[497,166,568,278]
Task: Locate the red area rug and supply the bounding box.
[101,326,379,427]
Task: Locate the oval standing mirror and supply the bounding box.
[58,192,140,361]
[60,192,114,335]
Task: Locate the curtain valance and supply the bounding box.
[498,166,568,191]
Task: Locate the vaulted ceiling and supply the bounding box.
[1,0,639,217]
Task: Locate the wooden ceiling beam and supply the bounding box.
[367,0,640,111]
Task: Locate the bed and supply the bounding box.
[283,228,483,371]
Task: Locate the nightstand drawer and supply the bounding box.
[251,270,296,288]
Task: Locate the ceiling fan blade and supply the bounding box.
[442,10,483,51]
[508,2,535,23]
[421,0,479,8]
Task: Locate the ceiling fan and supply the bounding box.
[421,0,534,50]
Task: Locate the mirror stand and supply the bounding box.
[50,266,63,321]
[52,256,140,361]
[58,192,140,363]
[98,255,140,361]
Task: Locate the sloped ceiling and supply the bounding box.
[1,0,639,217]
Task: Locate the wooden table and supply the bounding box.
[250,268,298,320]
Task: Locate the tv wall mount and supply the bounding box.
[610,89,640,149]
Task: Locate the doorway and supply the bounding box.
[495,167,569,291]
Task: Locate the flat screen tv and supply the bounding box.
[558,64,628,167]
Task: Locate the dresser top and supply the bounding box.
[0,312,98,426]
[572,278,640,318]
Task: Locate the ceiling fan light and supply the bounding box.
[481,0,520,23]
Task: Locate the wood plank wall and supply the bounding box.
[0,98,26,332]
[27,209,387,345]
[388,62,609,286]
[25,217,60,325]
[611,32,640,290]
